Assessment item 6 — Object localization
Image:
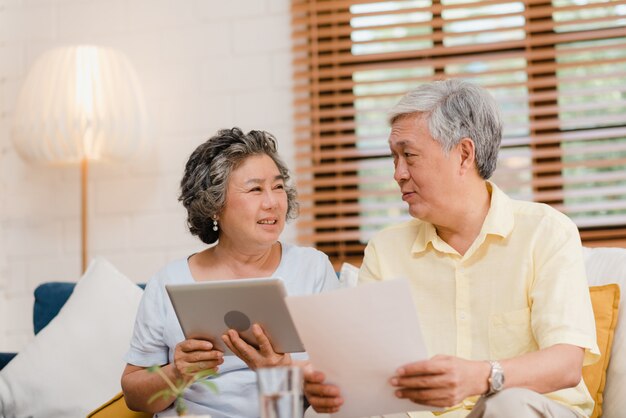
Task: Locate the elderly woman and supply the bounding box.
[121,127,339,417]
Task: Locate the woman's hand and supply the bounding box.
[173,338,224,380]
[222,323,291,370]
[122,340,223,414]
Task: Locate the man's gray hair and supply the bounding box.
[179,127,298,245]
[389,79,502,179]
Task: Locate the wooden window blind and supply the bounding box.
[291,0,626,266]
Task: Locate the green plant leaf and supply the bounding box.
[147,365,161,373]
[193,369,217,380]
[146,363,220,415]
[148,388,174,404]
[198,379,219,394]
[175,397,188,416]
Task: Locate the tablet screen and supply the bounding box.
[166,278,305,355]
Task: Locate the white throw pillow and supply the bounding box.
[583,246,626,418]
[0,257,143,418]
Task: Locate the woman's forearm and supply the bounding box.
[121,363,179,413]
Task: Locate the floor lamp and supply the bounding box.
[11,45,147,273]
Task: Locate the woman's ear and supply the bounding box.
[458,137,476,174]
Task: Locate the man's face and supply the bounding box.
[388,113,460,223]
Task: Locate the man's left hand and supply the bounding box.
[390,354,490,407]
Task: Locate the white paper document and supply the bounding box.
[285,278,438,418]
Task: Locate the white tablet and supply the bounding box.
[165,278,305,356]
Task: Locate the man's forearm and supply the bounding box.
[498,344,584,394]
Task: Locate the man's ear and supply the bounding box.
[458,137,476,174]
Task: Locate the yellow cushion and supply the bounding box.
[87,392,152,418]
[582,284,620,418]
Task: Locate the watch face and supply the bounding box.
[493,373,504,390]
[492,371,505,391]
[488,361,505,394]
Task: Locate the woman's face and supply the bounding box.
[218,154,288,250]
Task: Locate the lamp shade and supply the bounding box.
[11,45,147,164]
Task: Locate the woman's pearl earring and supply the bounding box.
[213,219,218,232]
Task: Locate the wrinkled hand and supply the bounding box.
[303,367,344,414]
[390,354,490,408]
[173,338,224,380]
[221,323,291,370]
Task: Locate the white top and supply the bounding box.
[125,242,339,418]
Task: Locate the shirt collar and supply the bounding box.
[411,181,515,255]
[411,220,438,254]
[481,181,514,239]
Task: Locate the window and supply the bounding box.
[292,0,626,266]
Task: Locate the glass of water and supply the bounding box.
[256,366,303,418]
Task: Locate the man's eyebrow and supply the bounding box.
[389,139,409,147]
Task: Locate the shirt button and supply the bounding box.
[459,312,467,320]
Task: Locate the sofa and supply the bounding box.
[0,248,624,418]
[0,258,145,418]
[0,281,148,371]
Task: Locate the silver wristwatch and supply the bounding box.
[485,360,505,396]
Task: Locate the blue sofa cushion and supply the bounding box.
[33,282,146,335]
[33,282,76,335]
[0,283,77,370]
[0,352,17,370]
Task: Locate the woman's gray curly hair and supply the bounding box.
[179,127,298,244]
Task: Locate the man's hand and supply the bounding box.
[173,338,224,379]
[303,368,344,414]
[390,354,490,408]
[222,323,291,370]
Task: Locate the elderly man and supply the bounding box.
[304,79,599,418]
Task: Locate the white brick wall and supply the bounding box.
[0,0,296,352]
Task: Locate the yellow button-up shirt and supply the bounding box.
[360,182,600,418]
